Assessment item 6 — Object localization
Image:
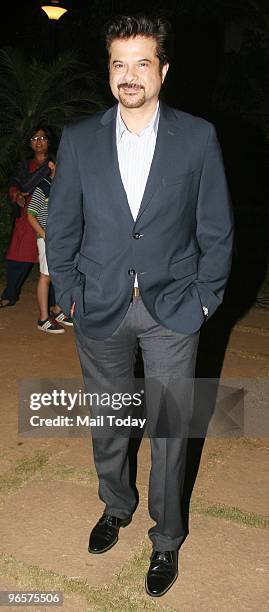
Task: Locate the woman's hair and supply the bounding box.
[26,125,57,158]
[28,125,53,144]
[104,14,174,70]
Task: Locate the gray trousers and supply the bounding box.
[74,296,199,551]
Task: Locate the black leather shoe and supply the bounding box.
[145,550,178,597]
[88,512,132,554]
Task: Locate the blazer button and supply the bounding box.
[133,232,142,239]
[128,268,135,276]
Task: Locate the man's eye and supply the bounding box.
[114,63,124,69]
[138,62,148,68]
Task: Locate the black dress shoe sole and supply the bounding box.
[145,571,178,597]
[88,516,132,554]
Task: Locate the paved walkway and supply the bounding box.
[0,280,268,611]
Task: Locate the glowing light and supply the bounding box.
[41,2,67,21]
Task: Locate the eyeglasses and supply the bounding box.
[30,136,48,142]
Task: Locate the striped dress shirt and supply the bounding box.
[116,102,160,286]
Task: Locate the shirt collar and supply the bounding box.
[116,101,160,142]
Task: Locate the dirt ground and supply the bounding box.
[0,275,268,611]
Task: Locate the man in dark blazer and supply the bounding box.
[46,14,233,598]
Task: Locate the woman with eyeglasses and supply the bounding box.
[0,125,56,308]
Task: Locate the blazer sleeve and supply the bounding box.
[46,126,84,316]
[195,123,234,317]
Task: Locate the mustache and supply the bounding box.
[118,83,144,90]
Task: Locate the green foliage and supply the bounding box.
[0,47,107,183]
[0,47,107,256]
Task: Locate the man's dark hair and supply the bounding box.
[104,14,173,69]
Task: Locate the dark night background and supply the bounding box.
[1,1,268,207]
[0,0,269,312]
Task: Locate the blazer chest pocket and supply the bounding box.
[171,253,199,279]
[76,253,102,279]
[162,169,197,187]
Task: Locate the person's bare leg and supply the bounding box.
[50,303,62,315]
[37,273,50,321]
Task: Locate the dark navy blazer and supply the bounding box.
[46,102,234,339]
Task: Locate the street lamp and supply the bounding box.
[41,0,67,21]
[41,1,68,59]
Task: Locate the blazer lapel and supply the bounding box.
[95,103,184,225]
[136,103,183,221]
[95,106,134,225]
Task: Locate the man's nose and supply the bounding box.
[124,65,138,80]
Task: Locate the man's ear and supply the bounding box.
[161,63,169,83]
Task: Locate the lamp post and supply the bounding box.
[41,1,68,58]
